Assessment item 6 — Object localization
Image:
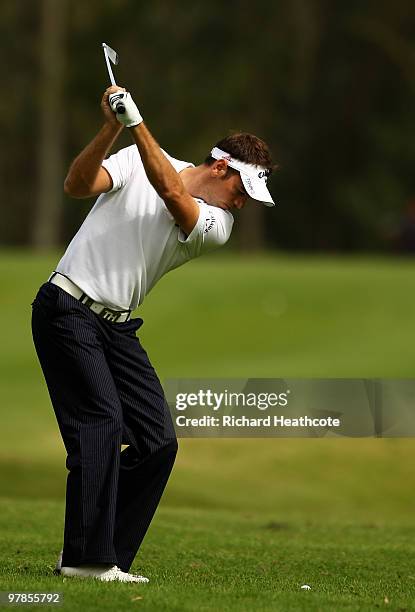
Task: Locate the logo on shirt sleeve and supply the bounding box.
[204,211,216,234]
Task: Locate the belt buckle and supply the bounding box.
[100,307,122,323]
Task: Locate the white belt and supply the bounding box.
[49,272,131,323]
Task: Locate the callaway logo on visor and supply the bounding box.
[258,170,270,182]
[210,147,275,207]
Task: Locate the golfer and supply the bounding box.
[31,86,275,583]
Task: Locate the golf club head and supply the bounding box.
[102,42,119,65]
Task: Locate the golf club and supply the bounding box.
[102,42,125,114]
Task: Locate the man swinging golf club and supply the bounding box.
[31,71,276,582]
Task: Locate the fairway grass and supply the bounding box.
[2,251,415,610]
[2,249,415,380]
[1,499,415,612]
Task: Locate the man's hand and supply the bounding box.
[109,90,143,128]
[101,86,126,127]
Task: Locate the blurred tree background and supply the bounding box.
[1,0,415,252]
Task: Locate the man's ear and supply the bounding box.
[210,159,228,178]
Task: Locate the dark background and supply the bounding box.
[1,0,415,252]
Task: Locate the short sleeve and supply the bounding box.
[102,145,139,192]
[178,200,234,256]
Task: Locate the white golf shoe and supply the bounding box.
[60,564,149,583]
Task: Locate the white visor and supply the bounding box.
[210,146,275,206]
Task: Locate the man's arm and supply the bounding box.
[64,87,125,198]
[107,87,199,235]
[128,123,199,235]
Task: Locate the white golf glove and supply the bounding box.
[109,91,143,128]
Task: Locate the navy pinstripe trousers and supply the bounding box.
[31,281,177,573]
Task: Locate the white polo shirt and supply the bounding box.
[55,146,234,310]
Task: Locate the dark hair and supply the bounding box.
[205,132,278,177]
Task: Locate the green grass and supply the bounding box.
[3,249,415,381]
[1,500,415,612]
[1,250,415,610]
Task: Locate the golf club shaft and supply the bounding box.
[104,49,116,86]
[103,46,125,113]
